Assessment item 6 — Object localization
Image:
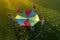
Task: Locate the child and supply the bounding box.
[32,3,36,12]
[17,24,23,36]
[40,11,43,18]
[40,17,45,27]
[30,27,35,36]
[30,27,35,32]
[17,9,20,14]
[8,13,15,28]
[17,24,21,32]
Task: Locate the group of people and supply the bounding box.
[8,4,45,36]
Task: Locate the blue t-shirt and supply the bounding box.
[30,28,35,32]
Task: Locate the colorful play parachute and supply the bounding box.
[15,10,40,27]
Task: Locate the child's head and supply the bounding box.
[33,3,35,9]
[17,9,20,14]
[18,24,20,26]
[8,13,11,16]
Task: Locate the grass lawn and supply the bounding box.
[0,0,60,40]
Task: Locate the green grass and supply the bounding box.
[0,0,60,40]
[0,1,17,40]
[30,0,60,28]
[29,0,60,40]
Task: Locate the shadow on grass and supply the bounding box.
[28,20,60,40]
[13,21,60,40]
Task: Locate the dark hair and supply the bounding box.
[18,24,20,26]
[17,9,20,13]
[8,14,11,16]
[33,4,36,9]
